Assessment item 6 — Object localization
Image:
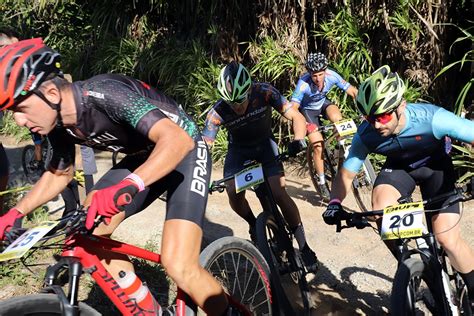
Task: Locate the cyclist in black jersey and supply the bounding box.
[203,61,319,272]
[0,39,231,315]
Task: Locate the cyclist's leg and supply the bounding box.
[372,166,416,258]
[301,108,325,178]
[159,144,228,316]
[414,155,474,299]
[161,220,228,315]
[223,145,256,228]
[324,102,343,123]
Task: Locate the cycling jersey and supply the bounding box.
[47,74,200,170]
[202,82,292,146]
[344,103,474,173]
[291,69,351,111]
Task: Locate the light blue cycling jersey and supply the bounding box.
[344,103,474,173]
[291,69,351,111]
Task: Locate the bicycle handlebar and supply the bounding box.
[335,178,473,233]
[208,151,297,194]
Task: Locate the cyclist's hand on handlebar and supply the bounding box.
[0,208,25,240]
[287,139,307,157]
[322,201,348,225]
[85,176,143,230]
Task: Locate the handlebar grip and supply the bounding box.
[117,193,132,206]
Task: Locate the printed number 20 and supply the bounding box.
[389,214,414,230]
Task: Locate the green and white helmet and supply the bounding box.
[217,61,251,103]
[355,65,406,116]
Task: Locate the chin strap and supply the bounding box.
[33,90,64,128]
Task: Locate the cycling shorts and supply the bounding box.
[93,140,211,227]
[0,144,9,177]
[224,138,284,179]
[300,99,334,133]
[374,154,459,214]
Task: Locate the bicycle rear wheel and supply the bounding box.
[352,158,376,212]
[391,257,441,315]
[256,212,312,315]
[0,293,100,315]
[200,236,274,315]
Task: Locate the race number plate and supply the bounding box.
[380,202,425,240]
[334,119,357,137]
[235,164,264,193]
[0,221,59,262]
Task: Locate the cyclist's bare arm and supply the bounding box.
[16,167,74,215]
[346,85,358,99]
[282,105,307,140]
[330,167,357,202]
[132,118,195,186]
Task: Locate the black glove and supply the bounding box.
[322,202,348,225]
[287,139,307,157]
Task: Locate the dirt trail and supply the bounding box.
[1,144,473,315]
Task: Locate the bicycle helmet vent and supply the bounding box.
[217,61,251,103]
[355,65,406,116]
[0,38,62,110]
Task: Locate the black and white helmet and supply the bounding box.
[305,52,328,73]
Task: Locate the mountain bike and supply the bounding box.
[210,152,314,316]
[306,118,376,210]
[0,208,273,315]
[332,178,474,315]
[22,136,53,182]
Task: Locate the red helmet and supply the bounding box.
[0,38,62,110]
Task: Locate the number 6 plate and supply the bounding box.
[235,164,264,193]
[0,221,59,262]
[380,202,425,240]
[334,119,357,137]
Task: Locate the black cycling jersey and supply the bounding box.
[48,74,200,170]
[202,82,291,146]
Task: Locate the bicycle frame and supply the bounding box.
[43,233,191,316]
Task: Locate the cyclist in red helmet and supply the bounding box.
[0,39,232,315]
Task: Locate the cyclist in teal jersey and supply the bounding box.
[323,65,474,305]
[291,52,358,199]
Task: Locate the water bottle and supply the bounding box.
[117,270,161,315]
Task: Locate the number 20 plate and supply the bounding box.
[235,164,264,193]
[0,221,58,262]
[380,202,425,240]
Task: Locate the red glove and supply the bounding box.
[0,208,25,240]
[85,178,141,230]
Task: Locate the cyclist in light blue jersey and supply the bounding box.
[323,65,474,305]
[291,52,358,199]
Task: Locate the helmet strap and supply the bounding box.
[33,90,64,128]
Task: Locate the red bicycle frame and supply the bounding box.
[61,233,192,316]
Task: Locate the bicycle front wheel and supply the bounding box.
[0,293,100,315]
[391,257,441,315]
[352,157,376,212]
[200,236,274,315]
[256,212,312,315]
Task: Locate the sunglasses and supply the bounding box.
[365,111,394,125]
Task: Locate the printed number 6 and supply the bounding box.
[244,173,253,182]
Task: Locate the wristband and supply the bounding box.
[329,198,341,205]
[124,173,145,192]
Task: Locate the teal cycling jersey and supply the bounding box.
[344,103,474,173]
[291,69,351,111]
